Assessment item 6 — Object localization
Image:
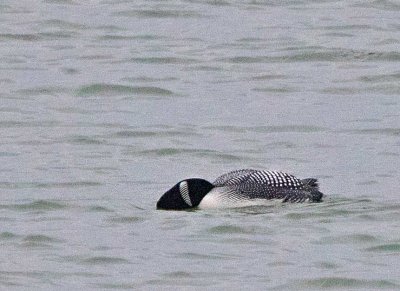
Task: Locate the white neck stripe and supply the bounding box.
[179,181,192,206]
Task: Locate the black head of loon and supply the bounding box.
[157,178,214,210]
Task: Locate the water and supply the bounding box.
[1,0,400,289]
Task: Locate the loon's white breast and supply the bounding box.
[197,187,237,208]
[198,187,285,209]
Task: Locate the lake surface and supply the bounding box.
[1,0,400,289]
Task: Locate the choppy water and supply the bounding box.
[1,0,400,289]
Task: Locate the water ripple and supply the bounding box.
[366,243,400,252]
[207,225,249,234]
[0,232,20,240]
[16,86,68,96]
[115,9,205,18]
[87,206,114,213]
[81,256,130,265]
[173,252,240,260]
[77,84,174,96]
[359,72,400,83]
[283,277,399,289]
[0,181,101,189]
[204,125,326,133]
[66,135,106,145]
[353,0,400,11]
[316,234,379,245]
[0,34,40,41]
[217,50,400,63]
[42,19,89,30]
[340,128,400,136]
[98,34,163,41]
[109,129,199,138]
[128,57,198,64]
[129,148,242,161]
[0,200,67,211]
[23,234,63,243]
[107,216,144,224]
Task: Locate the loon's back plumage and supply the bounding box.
[213,169,303,189]
[156,169,324,210]
[207,169,323,205]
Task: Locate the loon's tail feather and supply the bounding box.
[301,178,319,190]
[301,178,323,202]
[309,189,323,202]
[280,188,323,202]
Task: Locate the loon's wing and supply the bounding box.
[212,170,323,203]
[234,183,323,202]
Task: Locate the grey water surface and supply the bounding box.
[1,0,400,289]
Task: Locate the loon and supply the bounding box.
[156,169,323,210]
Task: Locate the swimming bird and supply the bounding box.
[156,169,323,210]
